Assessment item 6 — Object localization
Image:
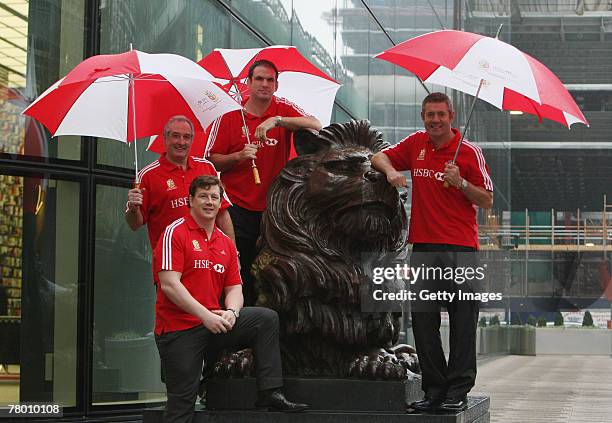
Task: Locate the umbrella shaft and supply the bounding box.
[452,78,484,163]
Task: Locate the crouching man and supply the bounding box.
[154,175,308,423]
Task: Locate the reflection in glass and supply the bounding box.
[232,0,292,45]
[93,183,163,404]
[0,0,84,160]
[97,0,230,169]
[0,175,79,406]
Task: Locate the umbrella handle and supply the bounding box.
[252,161,261,185]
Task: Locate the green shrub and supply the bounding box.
[479,316,488,327]
[490,315,501,326]
[537,316,547,327]
[554,312,564,326]
[582,311,594,327]
[527,315,537,326]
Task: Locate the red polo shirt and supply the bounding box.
[137,154,231,248]
[382,128,493,249]
[153,213,242,335]
[207,97,307,211]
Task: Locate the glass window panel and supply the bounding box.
[335,1,369,118]
[0,0,84,160]
[92,182,163,405]
[292,1,336,80]
[97,0,230,170]
[232,0,292,45]
[0,174,79,407]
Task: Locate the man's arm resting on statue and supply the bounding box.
[278,115,322,132]
[158,270,232,333]
[216,209,235,244]
[371,152,408,188]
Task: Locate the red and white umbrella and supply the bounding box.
[201,45,341,126]
[23,49,242,178]
[375,30,588,128]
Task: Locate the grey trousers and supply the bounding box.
[155,306,284,423]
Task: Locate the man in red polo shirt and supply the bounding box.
[208,60,321,305]
[372,92,493,414]
[154,175,308,422]
[125,115,234,250]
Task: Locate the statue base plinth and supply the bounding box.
[143,377,489,422]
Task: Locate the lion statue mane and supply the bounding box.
[252,120,418,379]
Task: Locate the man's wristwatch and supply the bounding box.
[227,308,240,318]
[460,178,468,191]
[274,116,282,127]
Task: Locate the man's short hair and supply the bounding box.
[422,92,454,114]
[188,175,224,201]
[247,59,279,81]
[164,115,195,139]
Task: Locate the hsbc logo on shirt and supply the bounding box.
[170,196,189,209]
[193,260,225,274]
[194,259,213,269]
[264,138,278,146]
[412,168,445,182]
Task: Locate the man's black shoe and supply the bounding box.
[438,396,468,412]
[408,396,443,412]
[255,389,309,412]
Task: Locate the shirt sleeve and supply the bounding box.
[464,143,494,192]
[207,114,235,156]
[223,245,242,287]
[154,221,185,275]
[382,135,413,171]
[278,97,308,118]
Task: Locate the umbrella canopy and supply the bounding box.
[201,45,340,126]
[23,50,242,143]
[147,45,341,155]
[375,30,588,128]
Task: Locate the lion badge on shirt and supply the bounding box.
[166,179,177,191]
[417,148,426,161]
[192,240,202,252]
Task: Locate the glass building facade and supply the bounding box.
[0,0,609,420]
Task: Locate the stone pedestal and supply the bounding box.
[143,376,490,422]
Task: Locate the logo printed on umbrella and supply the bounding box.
[166,179,177,190]
[478,60,490,70]
[192,240,202,252]
[196,90,222,113]
[205,91,218,101]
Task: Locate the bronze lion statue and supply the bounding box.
[251,120,419,379]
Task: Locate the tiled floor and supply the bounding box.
[473,355,612,423]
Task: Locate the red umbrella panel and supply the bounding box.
[23,50,242,180]
[376,30,588,128]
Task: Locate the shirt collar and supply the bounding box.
[184,212,218,241]
[245,96,278,120]
[160,154,194,171]
[428,128,461,151]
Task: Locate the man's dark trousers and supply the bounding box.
[410,243,480,400]
[228,204,263,306]
[155,307,283,423]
